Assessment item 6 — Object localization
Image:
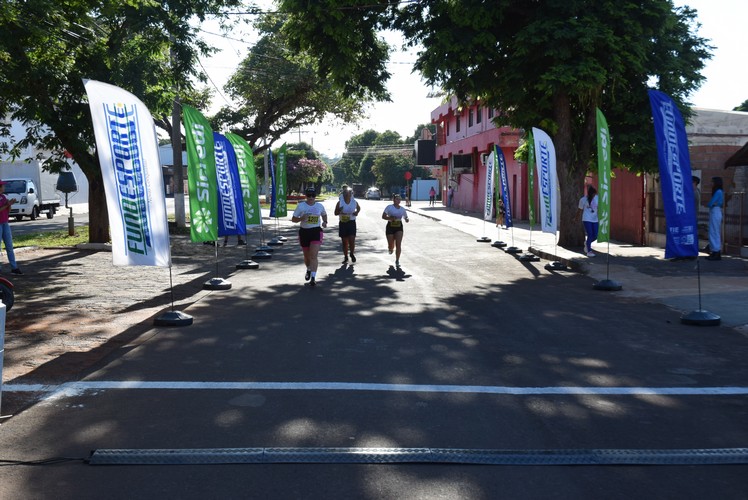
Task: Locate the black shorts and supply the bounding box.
[299,226,323,248]
[338,220,357,238]
[385,221,404,235]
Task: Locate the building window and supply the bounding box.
[468,109,474,127]
[476,106,482,124]
[488,108,495,119]
[456,116,461,133]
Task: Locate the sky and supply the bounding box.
[199,0,748,158]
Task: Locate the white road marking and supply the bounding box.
[4,381,748,397]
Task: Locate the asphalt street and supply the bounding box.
[1,199,747,499]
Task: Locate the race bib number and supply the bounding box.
[307,215,320,225]
[340,215,350,223]
[390,220,402,227]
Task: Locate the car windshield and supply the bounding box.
[4,180,26,194]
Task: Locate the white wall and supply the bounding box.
[0,118,89,205]
[411,179,439,201]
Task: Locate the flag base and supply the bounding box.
[268,239,283,246]
[236,260,260,270]
[681,310,721,326]
[519,252,539,262]
[593,279,622,291]
[504,246,521,254]
[252,251,272,260]
[544,261,568,271]
[256,245,274,253]
[153,310,193,327]
[477,236,491,243]
[492,241,507,248]
[203,277,232,290]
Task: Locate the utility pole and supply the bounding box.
[170,40,186,227]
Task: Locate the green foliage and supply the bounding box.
[279,0,712,246]
[15,226,90,248]
[0,0,242,243]
[279,0,392,102]
[337,128,432,189]
[734,100,748,112]
[213,12,370,154]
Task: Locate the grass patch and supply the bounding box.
[15,226,90,248]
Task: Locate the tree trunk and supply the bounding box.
[553,91,586,249]
[87,175,110,244]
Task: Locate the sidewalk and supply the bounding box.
[405,201,748,331]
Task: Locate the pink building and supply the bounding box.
[430,97,524,218]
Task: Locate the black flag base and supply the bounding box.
[256,245,275,253]
[681,309,721,326]
[477,236,491,243]
[203,277,232,290]
[268,239,283,246]
[504,246,522,254]
[544,261,568,271]
[236,259,260,270]
[519,252,539,262]
[492,240,507,248]
[252,250,272,260]
[154,310,193,327]
[593,279,623,291]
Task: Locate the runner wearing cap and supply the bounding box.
[291,187,328,286]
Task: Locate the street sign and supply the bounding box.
[404,171,412,180]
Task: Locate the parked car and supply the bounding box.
[365,187,381,200]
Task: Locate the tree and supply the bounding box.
[372,153,430,192]
[0,0,241,243]
[213,13,370,154]
[283,141,330,192]
[734,100,748,112]
[279,0,711,247]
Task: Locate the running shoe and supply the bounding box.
[343,254,348,264]
[350,253,356,262]
[587,251,596,257]
[309,277,316,287]
[305,270,311,281]
[395,260,400,268]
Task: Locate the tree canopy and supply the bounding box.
[336,127,433,190]
[212,13,373,154]
[279,0,712,246]
[0,0,241,243]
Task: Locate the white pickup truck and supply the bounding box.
[0,161,61,220]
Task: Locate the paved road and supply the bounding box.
[1,199,746,499]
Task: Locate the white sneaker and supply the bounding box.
[587,251,596,257]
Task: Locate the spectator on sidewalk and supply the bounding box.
[577,185,599,257]
[0,180,22,274]
[428,186,436,206]
[448,186,454,207]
